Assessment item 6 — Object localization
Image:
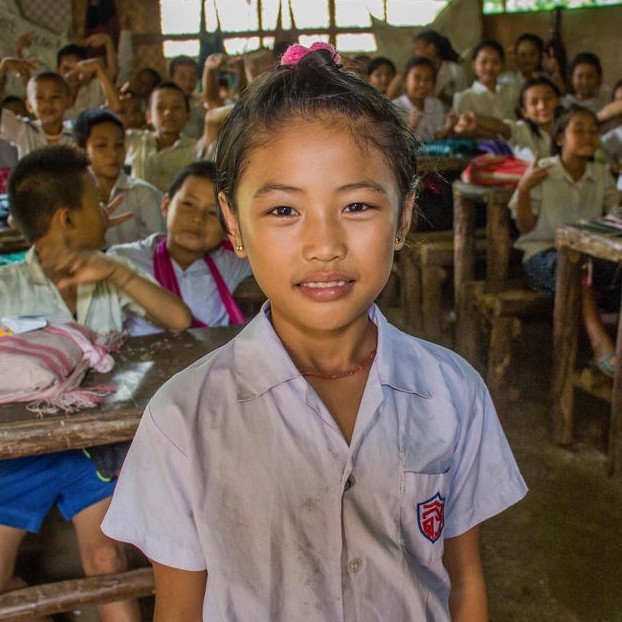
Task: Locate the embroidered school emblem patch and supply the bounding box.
[417,492,445,543]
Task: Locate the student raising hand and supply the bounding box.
[515,153,553,233]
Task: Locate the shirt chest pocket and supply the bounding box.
[399,464,450,565]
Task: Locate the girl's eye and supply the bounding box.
[344,202,370,213]
[269,206,297,217]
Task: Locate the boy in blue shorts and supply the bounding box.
[0,146,192,621]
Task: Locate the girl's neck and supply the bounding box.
[561,152,588,181]
[42,120,64,136]
[95,174,117,203]
[408,95,425,109]
[156,131,179,151]
[166,237,207,271]
[479,78,497,92]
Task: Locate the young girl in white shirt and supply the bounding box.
[510,104,620,376]
[453,39,518,120]
[103,42,526,621]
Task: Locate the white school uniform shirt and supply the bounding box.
[103,303,527,621]
[509,155,619,260]
[0,247,150,334]
[124,129,198,193]
[506,119,551,163]
[453,80,518,120]
[0,109,74,159]
[601,126,622,191]
[436,60,469,108]
[392,94,445,142]
[104,171,165,247]
[562,92,609,115]
[106,232,252,335]
[64,79,106,121]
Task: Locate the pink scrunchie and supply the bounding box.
[280,42,341,66]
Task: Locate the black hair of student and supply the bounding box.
[137,67,162,88]
[550,103,598,156]
[27,71,70,97]
[413,30,460,63]
[366,56,396,77]
[8,147,89,243]
[518,75,561,139]
[1,95,23,107]
[168,161,216,199]
[148,81,190,112]
[56,44,87,67]
[168,55,199,77]
[471,39,505,64]
[73,108,125,148]
[403,56,436,79]
[214,48,419,231]
[514,33,544,60]
[612,78,622,100]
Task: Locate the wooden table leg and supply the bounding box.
[454,188,475,355]
[487,193,511,293]
[551,245,582,445]
[608,282,622,479]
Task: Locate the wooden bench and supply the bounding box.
[459,280,552,404]
[0,568,154,621]
[400,229,486,341]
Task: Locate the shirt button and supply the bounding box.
[347,558,363,574]
[344,475,355,491]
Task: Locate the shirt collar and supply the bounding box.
[472,80,501,94]
[24,246,49,285]
[547,155,596,183]
[112,170,131,193]
[231,303,433,401]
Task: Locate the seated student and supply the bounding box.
[107,161,252,335]
[124,81,199,193]
[453,39,518,120]
[56,42,121,120]
[168,54,205,139]
[125,66,162,114]
[600,79,622,196]
[117,88,145,130]
[0,65,74,158]
[454,76,561,162]
[392,56,453,142]
[411,29,469,109]
[509,105,620,376]
[366,56,396,97]
[73,108,164,246]
[562,52,609,114]
[0,146,191,622]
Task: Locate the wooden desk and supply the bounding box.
[552,225,622,477]
[0,326,241,460]
[452,182,515,355]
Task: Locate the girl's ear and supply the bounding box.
[218,191,246,258]
[161,193,171,218]
[395,192,415,250]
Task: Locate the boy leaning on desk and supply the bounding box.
[0,145,191,622]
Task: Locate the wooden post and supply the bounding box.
[486,190,511,293]
[609,283,622,479]
[422,265,447,341]
[551,244,582,445]
[400,246,423,332]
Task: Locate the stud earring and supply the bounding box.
[236,244,244,252]
[395,236,402,245]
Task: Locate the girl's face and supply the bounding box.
[557,111,600,159]
[521,84,559,128]
[85,122,126,181]
[368,63,395,95]
[405,64,435,103]
[472,47,503,88]
[220,117,412,340]
[571,63,601,100]
[515,40,541,78]
[413,39,437,61]
[163,176,224,264]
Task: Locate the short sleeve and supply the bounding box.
[102,403,207,571]
[508,182,542,219]
[443,381,527,537]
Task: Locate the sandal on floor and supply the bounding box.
[594,352,616,378]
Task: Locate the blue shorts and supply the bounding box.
[0,450,116,533]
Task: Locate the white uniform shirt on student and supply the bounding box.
[103,304,527,621]
[453,80,518,120]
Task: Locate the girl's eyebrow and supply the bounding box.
[253,181,387,199]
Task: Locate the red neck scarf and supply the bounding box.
[153,238,246,328]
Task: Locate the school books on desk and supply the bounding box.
[574,213,622,236]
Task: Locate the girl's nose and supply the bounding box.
[302,216,347,262]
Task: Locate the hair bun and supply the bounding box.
[280,42,340,67]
